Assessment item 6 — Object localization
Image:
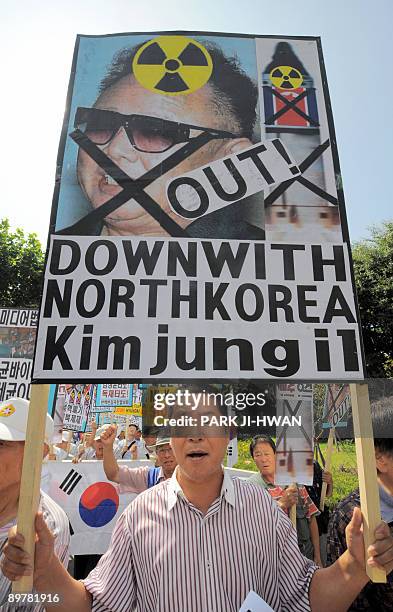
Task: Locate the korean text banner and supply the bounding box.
[0,308,38,400]
[33,31,366,383]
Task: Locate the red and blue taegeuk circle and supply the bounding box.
[79,482,119,527]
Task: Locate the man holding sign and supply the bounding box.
[2,394,393,611]
[326,399,393,610]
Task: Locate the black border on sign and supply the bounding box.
[31,30,367,384]
[316,38,367,376]
[34,377,366,384]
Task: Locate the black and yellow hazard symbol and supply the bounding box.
[269,65,303,90]
[133,36,213,96]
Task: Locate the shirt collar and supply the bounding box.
[167,466,236,511]
[379,483,393,523]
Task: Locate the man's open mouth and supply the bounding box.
[186,450,208,459]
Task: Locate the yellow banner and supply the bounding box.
[114,404,142,416]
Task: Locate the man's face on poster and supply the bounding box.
[76,74,251,235]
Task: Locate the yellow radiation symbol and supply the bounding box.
[133,36,213,96]
[0,404,15,417]
[269,65,303,90]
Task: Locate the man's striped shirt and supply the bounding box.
[0,492,70,611]
[84,469,317,611]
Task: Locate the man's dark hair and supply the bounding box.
[250,434,276,458]
[167,384,228,418]
[371,397,393,457]
[98,40,258,140]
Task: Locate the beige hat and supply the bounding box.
[0,397,54,443]
[146,435,171,452]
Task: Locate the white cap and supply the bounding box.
[94,423,112,441]
[61,430,73,442]
[0,397,54,444]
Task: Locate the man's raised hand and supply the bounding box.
[100,424,117,447]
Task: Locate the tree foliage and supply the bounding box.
[0,219,45,308]
[352,221,393,377]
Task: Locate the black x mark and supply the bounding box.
[265,138,338,207]
[57,129,216,237]
[325,384,348,424]
[264,87,319,128]
[276,398,313,447]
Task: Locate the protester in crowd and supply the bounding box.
[66,40,265,239]
[73,423,123,462]
[306,455,334,565]
[119,423,138,460]
[49,431,80,461]
[249,434,323,566]
[3,392,393,612]
[119,425,150,460]
[134,428,150,460]
[326,397,393,610]
[143,430,157,449]
[73,424,116,462]
[102,426,176,491]
[306,457,333,520]
[0,397,70,611]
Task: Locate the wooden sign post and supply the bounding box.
[319,427,335,511]
[290,498,297,528]
[350,382,386,583]
[12,383,50,593]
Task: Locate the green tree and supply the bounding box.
[352,221,393,377]
[0,218,45,308]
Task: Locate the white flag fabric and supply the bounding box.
[226,437,239,468]
[41,460,152,555]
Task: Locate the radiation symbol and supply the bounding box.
[133,36,213,96]
[269,65,303,90]
[0,404,15,417]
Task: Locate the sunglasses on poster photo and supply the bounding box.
[74,107,238,154]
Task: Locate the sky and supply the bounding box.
[1,0,392,247]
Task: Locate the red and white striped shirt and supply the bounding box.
[84,469,317,611]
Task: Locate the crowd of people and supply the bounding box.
[0,394,392,611]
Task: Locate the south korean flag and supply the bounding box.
[41,460,151,554]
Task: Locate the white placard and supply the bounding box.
[33,237,364,381]
[167,139,300,219]
[239,591,274,612]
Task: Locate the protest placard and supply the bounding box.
[322,383,350,428]
[275,383,314,486]
[94,383,134,408]
[30,32,365,384]
[63,384,94,432]
[0,308,37,400]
